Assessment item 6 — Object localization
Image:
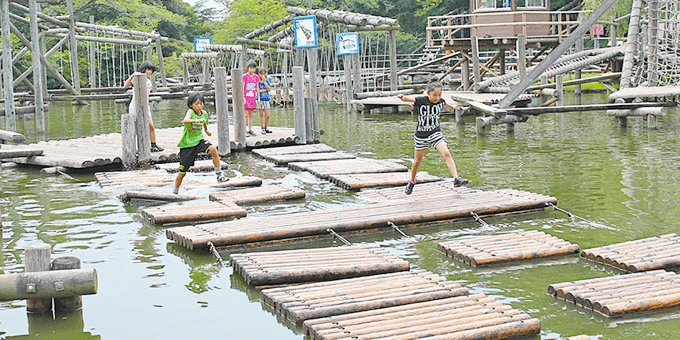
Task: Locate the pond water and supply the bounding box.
[2,93,680,339]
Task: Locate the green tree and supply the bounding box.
[211,0,289,44]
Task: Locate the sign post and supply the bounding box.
[194,37,211,53]
[337,33,360,111]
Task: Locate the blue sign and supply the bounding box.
[293,16,318,49]
[194,37,211,52]
[337,33,359,55]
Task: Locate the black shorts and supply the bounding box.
[178,139,211,173]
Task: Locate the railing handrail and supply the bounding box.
[427,9,593,21]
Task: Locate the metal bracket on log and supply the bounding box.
[326,228,352,246]
[470,212,490,228]
[387,221,409,238]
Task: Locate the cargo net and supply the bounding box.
[629,0,680,87]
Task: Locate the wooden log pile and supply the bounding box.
[548,270,680,317]
[229,245,410,286]
[166,188,556,250]
[141,200,247,225]
[329,172,441,191]
[262,151,356,166]
[260,270,468,325]
[581,234,680,272]
[303,293,541,340]
[288,158,408,179]
[209,184,305,205]
[438,230,580,266]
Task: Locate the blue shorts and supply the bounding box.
[129,104,152,120]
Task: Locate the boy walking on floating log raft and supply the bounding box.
[173,93,228,194]
[398,82,468,195]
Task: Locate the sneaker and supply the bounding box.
[261,128,267,134]
[453,176,469,187]
[405,180,415,195]
[150,144,164,152]
[264,127,272,134]
[217,174,229,183]
[248,130,257,137]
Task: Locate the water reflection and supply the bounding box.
[3,310,99,340]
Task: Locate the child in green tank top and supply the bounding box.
[173,93,228,194]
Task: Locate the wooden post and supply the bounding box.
[201,58,209,84]
[52,256,82,313]
[121,113,137,169]
[282,51,289,106]
[343,54,352,111]
[461,57,470,91]
[575,35,583,95]
[240,42,248,69]
[155,37,167,87]
[88,16,96,89]
[66,0,80,94]
[230,68,247,147]
[214,67,231,156]
[29,0,45,134]
[132,73,151,162]
[304,97,314,144]
[182,58,188,89]
[25,244,52,314]
[540,74,549,102]
[144,46,156,92]
[610,15,617,48]
[471,36,481,85]
[499,49,505,75]
[306,49,320,142]
[615,98,627,128]
[516,34,526,83]
[389,29,397,91]
[293,66,306,144]
[556,74,564,106]
[1,0,15,132]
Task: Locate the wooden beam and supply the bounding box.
[30,0,45,133]
[389,29,397,91]
[2,0,15,131]
[0,148,43,158]
[66,0,80,94]
[505,101,675,115]
[0,129,26,143]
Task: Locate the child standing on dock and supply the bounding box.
[257,68,273,134]
[243,60,260,137]
[397,82,468,195]
[173,93,228,194]
[124,61,164,152]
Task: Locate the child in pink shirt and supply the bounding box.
[242,60,260,136]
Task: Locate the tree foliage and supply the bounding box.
[209,0,289,44]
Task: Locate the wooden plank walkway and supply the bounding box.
[209,184,305,205]
[260,270,469,325]
[329,172,441,190]
[96,170,262,190]
[356,181,479,202]
[166,188,556,250]
[438,230,580,266]
[548,270,680,317]
[155,159,229,173]
[288,158,408,179]
[581,234,680,272]
[0,124,297,169]
[229,245,410,286]
[141,200,247,225]
[252,144,336,157]
[303,293,541,340]
[262,151,356,166]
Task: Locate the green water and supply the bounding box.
[2,94,680,339]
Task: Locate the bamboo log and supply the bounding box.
[601,291,680,317]
[244,262,410,286]
[0,129,27,143]
[0,268,97,301]
[0,149,43,159]
[470,244,580,266]
[547,270,668,296]
[119,191,201,202]
[581,234,677,258]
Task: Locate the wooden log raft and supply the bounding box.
[209,184,305,205]
[251,143,336,158]
[288,158,408,179]
[262,151,356,166]
[0,149,43,159]
[141,201,247,225]
[0,268,97,300]
[119,191,201,203]
[581,234,680,272]
[329,172,441,191]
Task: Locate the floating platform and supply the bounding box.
[96,169,174,188]
[288,158,408,179]
[548,270,680,317]
[119,191,201,202]
[610,85,680,101]
[303,293,541,340]
[141,200,247,225]
[209,184,305,205]
[260,270,469,325]
[166,187,556,250]
[1,125,297,169]
[356,181,477,202]
[581,234,680,272]
[251,143,337,158]
[438,230,580,266]
[261,151,356,166]
[329,172,441,190]
[229,245,410,286]
[155,159,229,173]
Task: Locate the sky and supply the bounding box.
[183,0,227,18]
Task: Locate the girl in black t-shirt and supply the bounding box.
[398,82,468,195]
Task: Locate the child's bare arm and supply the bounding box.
[397,94,415,103]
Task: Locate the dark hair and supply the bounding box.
[246,60,257,69]
[257,68,267,74]
[426,81,443,93]
[138,61,156,73]
[187,92,204,108]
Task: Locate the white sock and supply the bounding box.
[173,187,179,194]
[215,167,222,176]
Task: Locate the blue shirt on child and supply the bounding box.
[258,79,271,102]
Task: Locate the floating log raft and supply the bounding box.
[355,181,478,203]
[166,188,556,250]
[252,143,337,158]
[141,200,247,225]
[95,170,174,188]
[303,293,541,340]
[210,176,263,189]
[155,159,230,173]
[548,270,680,317]
[209,184,305,205]
[262,151,356,166]
[260,270,469,325]
[119,191,201,203]
[288,158,408,179]
[438,230,580,266]
[229,245,410,286]
[329,172,441,191]
[581,234,680,272]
